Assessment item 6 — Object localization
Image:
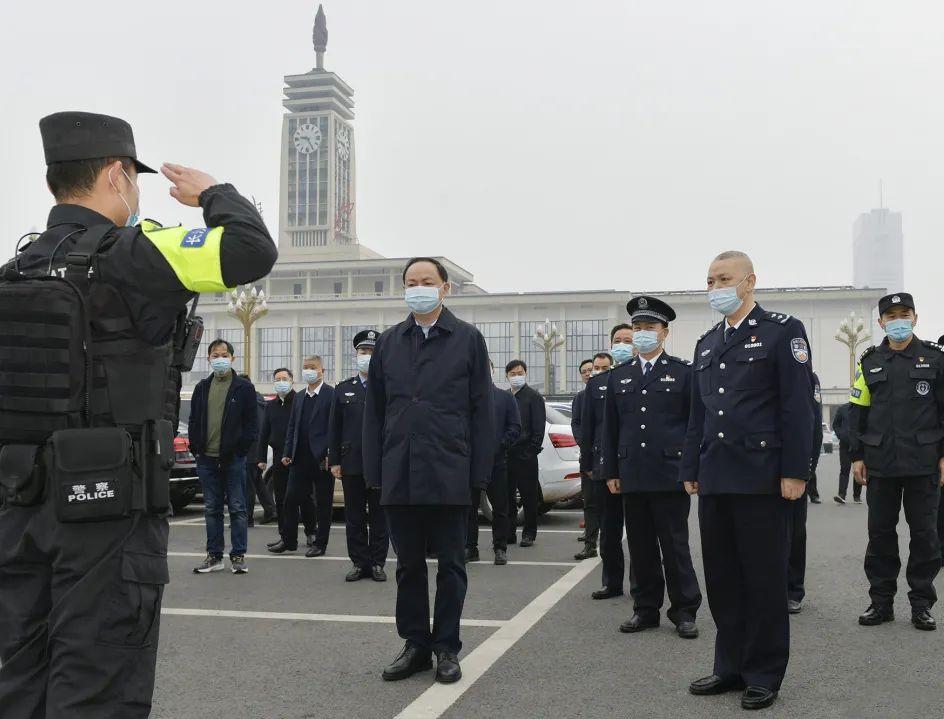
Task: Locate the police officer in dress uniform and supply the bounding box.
[682,251,813,711]
[328,329,389,582]
[601,296,702,639]
[850,293,944,631]
[574,353,611,560]
[0,112,276,718]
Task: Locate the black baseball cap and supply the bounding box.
[627,295,676,325]
[878,292,915,315]
[39,111,156,174]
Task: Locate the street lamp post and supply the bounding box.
[835,312,872,387]
[532,318,565,394]
[227,285,268,379]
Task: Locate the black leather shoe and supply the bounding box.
[676,621,699,639]
[741,686,778,710]
[519,535,535,548]
[306,534,316,547]
[435,652,462,684]
[372,565,387,582]
[575,545,598,560]
[382,643,433,681]
[787,599,802,614]
[346,566,368,582]
[688,674,745,696]
[267,540,297,554]
[306,545,326,558]
[592,587,623,600]
[619,614,660,633]
[494,549,508,565]
[912,609,937,631]
[464,547,480,563]
[809,495,821,504]
[266,539,281,548]
[859,605,894,626]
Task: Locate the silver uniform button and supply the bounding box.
[718,387,725,394]
[641,442,646,448]
[718,410,724,416]
[718,432,724,439]
[749,357,754,362]
[720,362,726,369]
[642,389,647,395]
[640,424,646,429]
[760,440,767,448]
[641,407,647,412]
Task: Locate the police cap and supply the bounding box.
[627,295,676,325]
[878,292,915,315]
[39,111,156,174]
[353,329,379,350]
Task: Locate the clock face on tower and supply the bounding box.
[336,126,350,160]
[293,123,322,154]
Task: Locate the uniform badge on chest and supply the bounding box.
[916,380,931,396]
[620,378,632,384]
[659,375,676,382]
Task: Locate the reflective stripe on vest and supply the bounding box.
[140,221,232,293]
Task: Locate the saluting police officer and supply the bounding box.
[601,296,701,639]
[328,330,389,583]
[0,112,276,717]
[850,293,944,631]
[682,251,813,711]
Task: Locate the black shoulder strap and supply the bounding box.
[64,225,113,294]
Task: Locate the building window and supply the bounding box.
[475,322,514,375]
[374,280,384,295]
[293,283,303,297]
[258,328,292,383]
[565,320,608,392]
[341,325,373,376]
[333,282,343,296]
[300,326,335,382]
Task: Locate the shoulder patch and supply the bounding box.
[763,311,792,325]
[790,337,810,363]
[698,321,722,341]
[180,228,209,248]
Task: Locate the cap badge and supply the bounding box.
[639,298,648,308]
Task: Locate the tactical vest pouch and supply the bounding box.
[49,427,134,523]
[141,419,174,515]
[0,444,44,506]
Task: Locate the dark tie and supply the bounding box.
[724,326,735,344]
[643,361,652,375]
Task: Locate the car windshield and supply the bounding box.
[545,404,569,425]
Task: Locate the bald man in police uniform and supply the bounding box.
[601,296,701,639]
[328,329,389,583]
[0,112,276,718]
[682,251,813,711]
[850,293,944,631]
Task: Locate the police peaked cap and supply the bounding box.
[626,295,676,325]
[40,111,157,174]
[353,329,379,350]
[878,292,915,315]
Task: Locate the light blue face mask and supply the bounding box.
[884,318,914,343]
[610,343,635,365]
[632,330,662,355]
[708,276,748,316]
[210,357,231,374]
[302,368,320,384]
[274,379,292,395]
[356,354,371,374]
[405,285,443,314]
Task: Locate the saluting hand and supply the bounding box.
[607,479,620,494]
[781,477,806,500]
[161,163,218,207]
[683,481,698,495]
[853,460,868,486]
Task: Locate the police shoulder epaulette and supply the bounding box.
[920,339,944,353]
[698,322,722,341]
[859,345,877,362]
[667,354,691,366]
[763,311,792,325]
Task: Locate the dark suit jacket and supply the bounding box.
[257,390,296,463]
[492,384,522,468]
[188,370,258,459]
[363,306,495,505]
[283,382,335,464]
[571,389,586,445]
[327,375,367,475]
[508,384,545,461]
[831,402,851,445]
[578,371,610,475]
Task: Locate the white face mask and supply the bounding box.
[508,375,527,389]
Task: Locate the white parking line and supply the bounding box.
[166,551,577,568]
[169,521,584,535]
[161,607,505,628]
[394,556,601,719]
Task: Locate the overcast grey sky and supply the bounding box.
[2,1,941,334]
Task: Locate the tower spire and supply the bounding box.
[313,4,328,70]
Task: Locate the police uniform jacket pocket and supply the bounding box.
[49,427,134,523]
[96,550,168,648]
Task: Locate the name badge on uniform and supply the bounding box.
[744,342,763,349]
[916,363,931,369]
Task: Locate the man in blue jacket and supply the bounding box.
[364,257,494,685]
[188,339,259,575]
[466,360,521,565]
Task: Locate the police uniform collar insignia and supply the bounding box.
[701,349,711,356]
[620,378,632,384]
[869,367,882,373]
[748,319,758,326]
[661,359,667,364]
[345,392,356,396]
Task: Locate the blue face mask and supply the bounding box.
[610,343,635,365]
[708,276,748,316]
[405,285,443,314]
[884,318,914,343]
[302,369,320,384]
[210,357,231,374]
[356,354,371,374]
[632,329,661,355]
[274,379,292,395]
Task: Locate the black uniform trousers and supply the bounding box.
[507,455,539,541]
[623,492,701,624]
[271,463,313,538]
[580,474,602,545]
[836,442,860,500]
[282,452,332,550]
[939,490,944,564]
[699,494,790,691]
[386,505,468,654]
[787,488,808,603]
[341,473,388,570]
[468,462,510,552]
[245,460,276,523]
[600,485,626,591]
[865,474,941,611]
[0,503,167,719]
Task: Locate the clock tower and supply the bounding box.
[279,4,369,261]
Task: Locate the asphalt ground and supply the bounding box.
[153,453,944,719]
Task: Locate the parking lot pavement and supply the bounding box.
[154,453,944,719]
